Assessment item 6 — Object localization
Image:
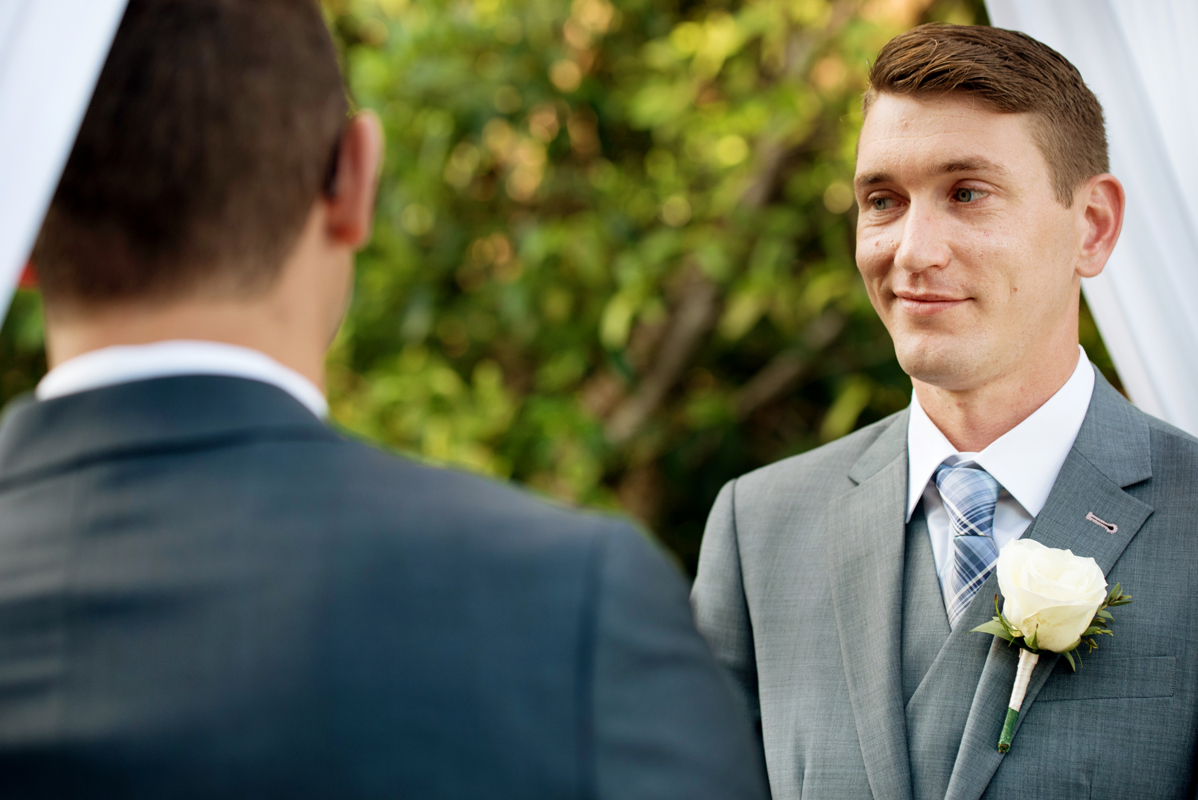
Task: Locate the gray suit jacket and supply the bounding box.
[0,375,768,799]
[693,368,1198,800]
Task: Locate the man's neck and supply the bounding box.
[44,298,328,393]
[913,346,1082,452]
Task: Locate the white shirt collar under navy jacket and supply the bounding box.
[906,345,1095,604]
[36,340,328,419]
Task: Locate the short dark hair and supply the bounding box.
[33,0,348,309]
[865,23,1108,206]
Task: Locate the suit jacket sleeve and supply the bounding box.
[589,519,769,800]
[690,480,763,747]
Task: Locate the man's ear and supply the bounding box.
[324,110,384,249]
[1075,173,1125,279]
[18,261,38,290]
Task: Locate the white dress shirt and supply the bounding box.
[36,340,328,419]
[906,346,1095,611]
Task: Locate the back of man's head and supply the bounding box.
[33,0,348,313]
[865,23,1108,207]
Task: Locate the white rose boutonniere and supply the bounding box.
[996,539,1110,654]
[972,539,1132,753]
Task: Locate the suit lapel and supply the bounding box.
[828,413,914,800]
[943,374,1155,800]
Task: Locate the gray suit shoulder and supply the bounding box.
[1142,410,1198,450]
[1085,371,1198,473]
[730,410,904,503]
[1089,380,1198,475]
[1137,410,1198,493]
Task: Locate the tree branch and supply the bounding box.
[605,267,720,445]
[733,310,846,419]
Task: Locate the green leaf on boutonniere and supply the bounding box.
[1106,583,1133,607]
[971,595,1020,643]
[973,618,1015,642]
[1059,638,1086,671]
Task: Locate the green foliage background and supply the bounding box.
[0,0,1119,575]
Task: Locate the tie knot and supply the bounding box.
[934,462,1001,537]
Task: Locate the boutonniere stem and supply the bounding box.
[972,539,1132,753]
[998,649,1039,752]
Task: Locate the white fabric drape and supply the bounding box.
[985,0,1198,437]
[0,0,129,322]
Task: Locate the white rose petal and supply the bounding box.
[995,539,1107,653]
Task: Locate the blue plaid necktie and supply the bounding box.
[935,462,1002,628]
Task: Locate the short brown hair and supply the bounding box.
[865,23,1108,206]
[33,0,348,309]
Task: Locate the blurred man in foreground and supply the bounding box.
[0,1,767,797]
[693,23,1198,800]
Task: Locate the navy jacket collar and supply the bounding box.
[0,375,336,483]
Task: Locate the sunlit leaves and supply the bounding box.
[316,0,990,567]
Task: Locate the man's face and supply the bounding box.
[854,93,1085,394]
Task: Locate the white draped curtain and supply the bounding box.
[986,0,1198,437]
[0,0,128,322]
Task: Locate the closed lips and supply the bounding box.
[895,292,967,314]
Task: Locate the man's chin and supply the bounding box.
[894,342,987,393]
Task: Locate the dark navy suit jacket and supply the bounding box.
[0,375,767,799]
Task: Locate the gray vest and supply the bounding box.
[902,509,973,800]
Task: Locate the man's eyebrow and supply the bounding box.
[854,158,1010,191]
[935,157,1009,177]
[854,171,892,190]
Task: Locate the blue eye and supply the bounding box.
[872,197,892,210]
[954,188,981,202]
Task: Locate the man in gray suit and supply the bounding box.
[0,1,768,797]
[693,23,1198,800]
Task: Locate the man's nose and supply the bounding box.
[893,202,951,274]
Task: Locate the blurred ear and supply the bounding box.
[1075,173,1124,279]
[324,110,384,249]
[18,262,38,290]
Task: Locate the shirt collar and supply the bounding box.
[36,340,328,419]
[906,345,1095,520]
